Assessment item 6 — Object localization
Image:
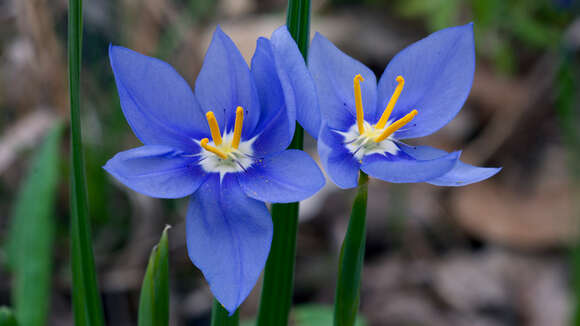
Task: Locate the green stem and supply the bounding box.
[68,0,105,325]
[256,202,300,326]
[333,172,369,326]
[211,300,239,326]
[285,0,310,59]
[255,1,310,325]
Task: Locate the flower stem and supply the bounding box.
[333,172,369,326]
[256,202,300,326]
[255,1,310,325]
[211,299,239,326]
[285,0,310,59]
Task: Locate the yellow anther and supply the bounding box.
[232,106,244,149]
[353,74,365,134]
[200,138,228,159]
[374,109,418,143]
[205,111,222,145]
[376,76,405,129]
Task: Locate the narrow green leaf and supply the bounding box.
[68,0,105,324]
[0,307,18,326]
[294,305,366,326]
[334,172,369,326]
[243,305,367,326]
[6,123,62,326]
[211,299,239,326]
[138,226,171,326]
[255,1,310,325]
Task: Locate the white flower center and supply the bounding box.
[196,106,256,177]
[341,73,418,161]
[338,121,399,161]
[198,131,255,176]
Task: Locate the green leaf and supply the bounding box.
[295,305,366,326]
[6,123,62,326]
[138,226,171,326]
[334,172,369,326]
[68,0,105,324]
[243,305,367,326]
[0,307,18,326]
[255,1,310,326]
[211,299,239,326]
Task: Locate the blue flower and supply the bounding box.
[104,26,325,313]
[309,23,501,189]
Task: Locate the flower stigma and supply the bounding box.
[339,75,418,160]
[199,106,254,175]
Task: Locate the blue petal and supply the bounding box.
[109,45,207,152]
[376,23,475,139]
[308,33,378,131]
[195,26,260,139]
[186,174,272,314]
[399,144,501,186]
[238,149,325,203]
[270,26,321,138]
[361,147,460,183]
[250,37,295,156]
[318,123,361,189]
[103,145,208,198]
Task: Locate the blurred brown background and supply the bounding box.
[1,0,579,325]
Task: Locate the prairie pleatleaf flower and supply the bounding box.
[104,26,324,313]
[309,23,501,188]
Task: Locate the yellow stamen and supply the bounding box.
[353,74,365,134]
[205,111,222,145]
[200,138,227,159]
[232,106,244,149]
[376,76,405,129]
[374,109,418,143]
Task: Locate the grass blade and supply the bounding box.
[255,1,310,325]
[138,226,171,326]
[6,123,63,326]
[333,172,369,326]
[68,0,105,324]
[0,307,18,326]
